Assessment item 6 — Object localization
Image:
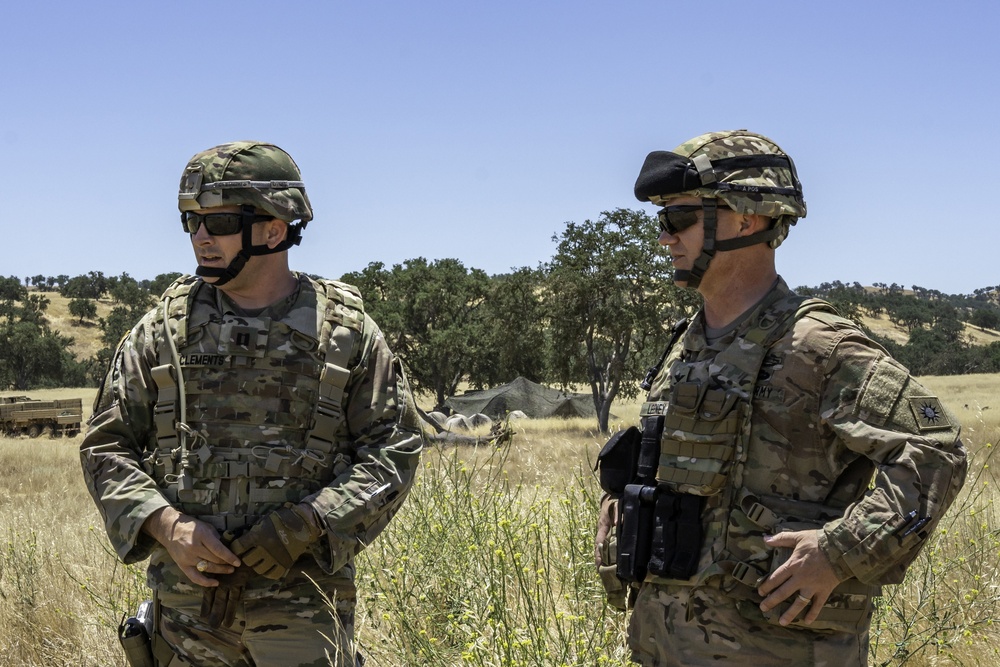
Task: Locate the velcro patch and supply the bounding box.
[857,357,909,426]
[908,396,952,431]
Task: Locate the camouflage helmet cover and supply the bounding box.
[636,130,806,248]
[178,141,313,223]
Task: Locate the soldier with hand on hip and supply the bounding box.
[595,130,967,666]
[82,141,423,667]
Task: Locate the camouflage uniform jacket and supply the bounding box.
[80,273,423,597]
[643,277,967,597]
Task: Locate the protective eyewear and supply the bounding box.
[657,205,703,235]
[181,208,274,236]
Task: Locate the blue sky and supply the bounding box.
[2,2,996,295]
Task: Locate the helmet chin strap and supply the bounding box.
[674,199,718,289]
[673,200,783,289]
[195,206,305,287]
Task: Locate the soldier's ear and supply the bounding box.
[265,219,289,248]
[741,214,771,236]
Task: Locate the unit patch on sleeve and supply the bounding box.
[908,396,952,431]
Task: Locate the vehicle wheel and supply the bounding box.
[27,424,41,438]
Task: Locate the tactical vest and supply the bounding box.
[142,275,365,535]
[641,288,878,632]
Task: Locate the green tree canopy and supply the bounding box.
[0,275,27,303]
[342,258,491,410]
[69,297,98,324]
[466,267,547,389]
[544,208,697,432]
[0,294,86,390]
[61,271,110,300]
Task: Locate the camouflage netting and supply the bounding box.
[445,377,597,419]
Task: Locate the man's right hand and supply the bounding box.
[142,507,241,587]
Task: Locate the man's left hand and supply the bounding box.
[757,529,843,626]
[230,503,323,580]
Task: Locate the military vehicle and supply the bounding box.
[0,396,83,437]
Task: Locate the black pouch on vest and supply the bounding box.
[596,426,642,496]
[646,491,678,577]
[646,491,705,580]
[670,494,705,578]
[617,483,657,583]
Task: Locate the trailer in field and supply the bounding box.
[0,397,83,438]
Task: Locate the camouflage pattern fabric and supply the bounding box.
[178,141,313,223]
[643,130,806,249]
[627,277,967,665]
[157,577,356,667]
[629,584,868,666]
[81,273,423,664]
[647,130,806,221]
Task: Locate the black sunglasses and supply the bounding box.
[181,207,274,236]
[657,205,703,235]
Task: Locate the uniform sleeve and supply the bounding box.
[815,335,968,585]
[79,317,173,564]
[305,315,424,574]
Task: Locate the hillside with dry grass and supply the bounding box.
[861,314,1000,347]
[33,288,1000,366]
[35,290,116,362]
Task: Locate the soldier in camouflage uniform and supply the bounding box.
[594,130,967,666]
[81,141,423,667]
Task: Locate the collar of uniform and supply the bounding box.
[212,275,305,321]
[689,276,790,350]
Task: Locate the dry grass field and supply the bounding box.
[34,291,114,362]
[1,376,998,666]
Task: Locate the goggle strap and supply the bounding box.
[693,153,802,196]
[715,226,783,252]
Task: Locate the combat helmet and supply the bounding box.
[178,141,312,285]
[634,130,806,287]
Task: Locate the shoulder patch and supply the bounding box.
[908,396,952,431]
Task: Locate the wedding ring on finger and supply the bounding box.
[196,559,210,572]
[797,593,812,604]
